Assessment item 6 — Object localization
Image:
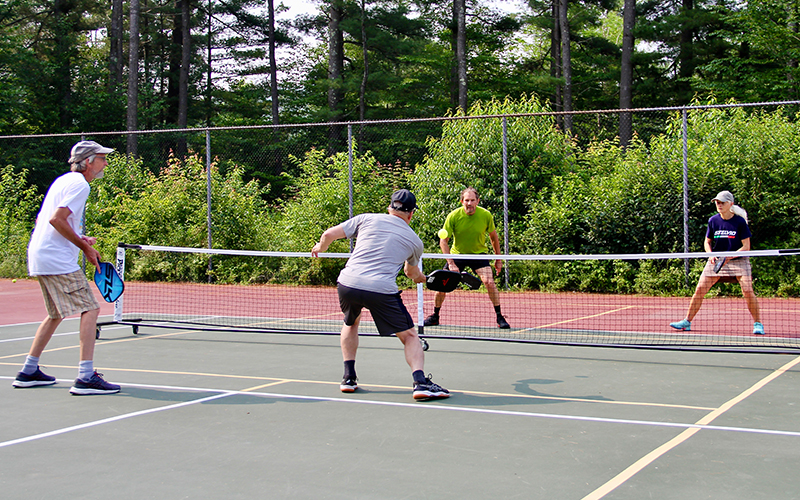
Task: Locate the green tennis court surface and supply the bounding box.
[3,317,800,499]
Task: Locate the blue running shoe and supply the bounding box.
[12,367,56,388]
[69,371,120,395]
[753,322,765,335]
[669,319,691,331]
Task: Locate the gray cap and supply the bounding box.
[389,189,417,212]
[711,190,734,204]
[69,140,114,164]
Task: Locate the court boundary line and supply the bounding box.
[0,324,130,344]
[3,377,800,453]
[0,392,233,449]
[581,353,800,500]
[0,365,715,411]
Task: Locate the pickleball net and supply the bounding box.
[106,244,800,352]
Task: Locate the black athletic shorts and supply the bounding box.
[337,284,414,336]
[445,258,491,273]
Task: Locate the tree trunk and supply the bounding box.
[168,1,182,126]
[127,0,141,156]
[53,0,73,130]
[358,0,369,150]
[550,0,562,130]
[206,0,213,126]
[677,0,694,104]
[175,0,191,158]
[110,0,124,90]
[454,0,467,113]
[328,0,345,153]
[559,0,572,134]
[619,0,635,149]
[359,0,368,123]
[268,0,279,125]
[178,0,191,129]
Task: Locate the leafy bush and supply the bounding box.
[410,95,575,251]
[0,165,41,277]
[86,154,274,283]
[272,147,411,285]
[522,133,684,255]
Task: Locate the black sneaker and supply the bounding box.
[423,314,439,327]
[12,367,56,388]
[340,377,358,393]
[497,314,510,329]
[413,375,450,401]
[69,371,120,395]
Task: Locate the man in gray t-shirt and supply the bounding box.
[312,189,449,401]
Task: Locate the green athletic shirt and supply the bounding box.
[442,206,496,255]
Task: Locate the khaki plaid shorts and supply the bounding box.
[38,270,100,319]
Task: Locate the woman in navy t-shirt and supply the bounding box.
[669,190,764,335]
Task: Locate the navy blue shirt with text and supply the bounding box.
[705,214,751,252]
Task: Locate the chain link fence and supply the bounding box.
[2,101,799,294]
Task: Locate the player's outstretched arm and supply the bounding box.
[404,261,425,284]
[312,226,346,257]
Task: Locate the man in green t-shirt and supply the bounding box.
[424,187,510,329]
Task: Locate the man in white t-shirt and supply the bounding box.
[13,140,121,395]
[311,189,449,401]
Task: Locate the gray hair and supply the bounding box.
[70,154,96,172]
[460,187,479,201]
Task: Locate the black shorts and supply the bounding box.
[445,258,491,273]
[337,284,414,336]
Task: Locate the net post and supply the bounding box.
[417,257,424,336]
[114,243,126,322]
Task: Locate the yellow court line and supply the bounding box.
[582,354,800,500]
[0,360,714,411]
[240,380,292,392]
[530,306,637,330]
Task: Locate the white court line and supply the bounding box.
[2,377,799,450]
[0,316,117,329]
[0,391,234,449]
[0,324,129,343]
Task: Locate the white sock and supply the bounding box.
[22,355,39,375]
[79,360,94,381]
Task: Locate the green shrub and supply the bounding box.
[86,153,273,283]
[410,95,575,251]
[0,165,41,277]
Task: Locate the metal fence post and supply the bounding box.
[682,109,690,287]
[348,123,354,252]
[206,129,213,280]
[502,116,509,287]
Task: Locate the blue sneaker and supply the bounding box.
[69,371,120,395]
[753,322,765,335]
[12,367,56,388]
[670,319,691,331]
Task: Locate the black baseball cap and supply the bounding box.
[389,189,417,212]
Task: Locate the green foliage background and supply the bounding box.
[3,97,800,297]
[0,165,41,276]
